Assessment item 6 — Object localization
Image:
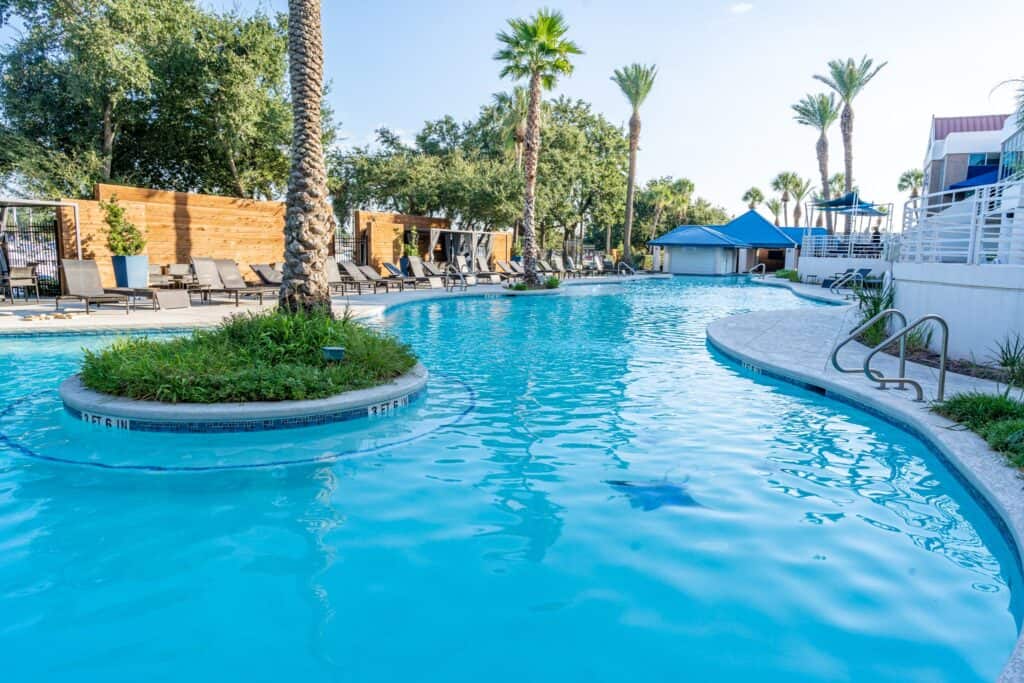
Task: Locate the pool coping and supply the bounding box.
[706,309,1024,682]
[58,362,429,433]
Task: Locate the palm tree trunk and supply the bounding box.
[650,204,664,241]
[816,132,832,233]
[782,199,789,227]
[280,0,334,314]
[520,71,543,286]
[793,203,802,228]
[622,112,640,265]
[101,97,115,181]
[841,104,854,234]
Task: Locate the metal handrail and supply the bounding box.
[444,263,467,292]
[748,263,766,279]
[864,315,949,402]
[828,271,863,296]
[618,262,636,275]
[831,308,908,384]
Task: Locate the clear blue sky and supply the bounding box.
[25,1,1024,215]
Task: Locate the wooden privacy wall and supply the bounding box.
[353,210,449,273]
[352,209,512,273]
[58,184,285,287]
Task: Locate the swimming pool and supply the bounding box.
[0,276,1019,681]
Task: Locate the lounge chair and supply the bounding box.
[337,260,379,294]
[359,265,404,292]
[473,254,504,284]
[250,263,283,286]
[565,256,583,278]
[820,268,854,288]
[550,255,573,279]
[323,259,351,294]
[55,259,131,314]
[452,255,481,286]
[495,260,521,282]
[383,262,423,289]
[406,255,444,289]
[1,239,40,303]
[537,260,559,277]
[190,257,273,306]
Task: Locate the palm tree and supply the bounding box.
[771,171,800,225]
[897,168,924,199]
[495,9,582,285]
[829,172,846,198]
[814,55,887,233]
[611,63,657,266]
[791,177,813,227]
[492,87,533,171]
[280,0,333,314]
[742,187,764,210]
[792,92,840,232]
[765,198,782,226]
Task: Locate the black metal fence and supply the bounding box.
[335,234,366,264]
[2,207,61,295]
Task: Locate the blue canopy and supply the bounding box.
[649,225,749,248]
[948,169,1000,190]
[779,227,828,244]
[715,210,797,248]
[812,192,884,215]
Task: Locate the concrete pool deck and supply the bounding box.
[718,277,1024,682]
[0,273,665,335]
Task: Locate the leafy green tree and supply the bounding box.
[897,168,924,199]
[642,177,693,239]
[815,55,887,232]
[495,8,582,285]
[792,92,840,232]
[742,187,764,210]
[610,63,657,266]
[829,172,848,197]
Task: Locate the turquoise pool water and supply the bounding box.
[0,276,1019,681]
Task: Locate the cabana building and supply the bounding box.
[714,210,801,271]
[649,225,749,275]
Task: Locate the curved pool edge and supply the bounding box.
[58,362,429,433]
[748,276,853,306]
[706,310,1024,682]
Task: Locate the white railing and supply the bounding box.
[899,173,1024,264]
[801,233,888,259]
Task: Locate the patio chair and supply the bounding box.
[383,262,425,289]
[337,260,379,294]
[820,268,854,288]
[324,259,350,294]
[214,259,277,306]
[550,255,572,278]
[565,256,583,278]
[250,263,283,286]
[407,255,444,289]
[451,255,481,286]
[473,254,503,284]
[537,260,558,277]
[1,239,40,303]
[495,260,520,282]
[359,265,404,292]
[55,259,131,314]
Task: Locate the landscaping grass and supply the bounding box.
[80,310,417,403]
[933,392,1024,466]
[774,269,799,283]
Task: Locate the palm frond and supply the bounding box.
[611,63,658,112]
[792,92,840,131]
[813,55,887,103]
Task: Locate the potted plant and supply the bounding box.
[511,239,523,263]
[101,195,147,288]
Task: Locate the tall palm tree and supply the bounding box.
[771,171,799,226]
[646,177,693,239]
[280,0,333,314]
[791,177,813,227]
[492,87,533,171]
[765,198,782,226]
[495,9,582,285]
[829,172,846,198]
[792,92,840,232]
[814,55,887,233]
[742,187,764,210]
[611,63,657,266]
[897,168,924,199]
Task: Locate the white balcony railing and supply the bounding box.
[899,173,1024,264]
[801,233,888,259]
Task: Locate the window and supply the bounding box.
[968,152,1000,167]
[1001,128,1024,179]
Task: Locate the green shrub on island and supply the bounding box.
[510,282,529,291]
[80,310,416,403]
[774,269,799,283]
[544,276,560,289]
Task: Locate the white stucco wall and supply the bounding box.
[663,246,735,275]
[893,263,1024,359]
[798,257,887,282]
